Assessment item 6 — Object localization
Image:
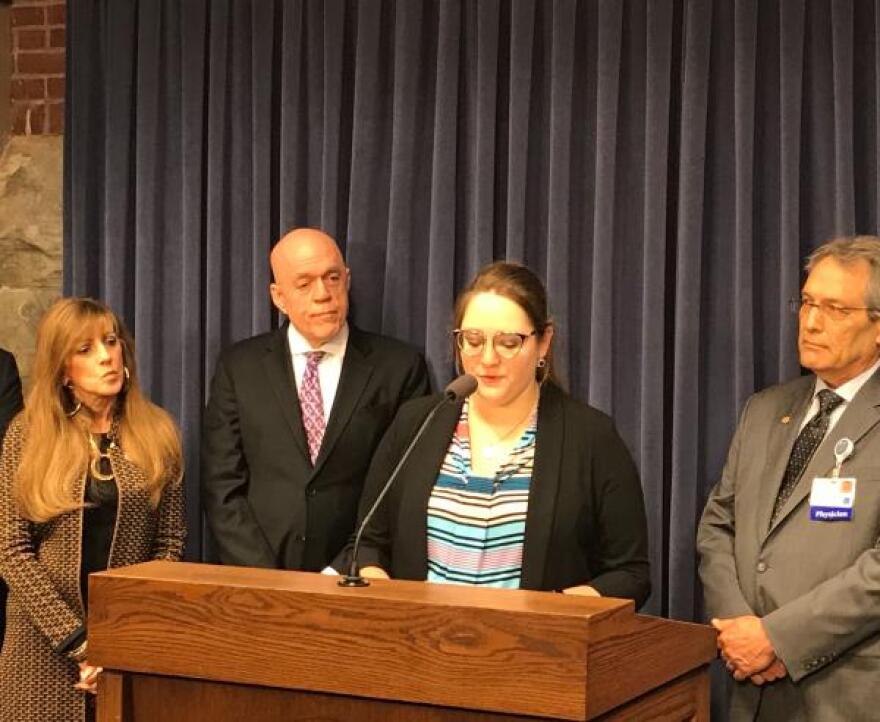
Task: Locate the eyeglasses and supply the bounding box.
[789,298,878,322]
[453,328,537,359]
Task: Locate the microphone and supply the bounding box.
[339,374,477,587]
[444,373,478,402]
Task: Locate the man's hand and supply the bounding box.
[749,657,788,686]
[711,615,777,679]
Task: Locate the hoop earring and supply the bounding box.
[63,382,82,418]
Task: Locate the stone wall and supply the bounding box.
[0,1,66,389]
[0,134,62,388]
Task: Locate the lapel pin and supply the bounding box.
[781,415,791,424]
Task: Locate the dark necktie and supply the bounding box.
[299,351,326,464]
[770,389,844,526]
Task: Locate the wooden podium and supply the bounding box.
[89,561,715,721]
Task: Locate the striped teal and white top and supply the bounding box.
[426,400,536,588]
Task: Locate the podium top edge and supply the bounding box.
[93,560,632,618]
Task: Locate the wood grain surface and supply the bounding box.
[89,561,715,721]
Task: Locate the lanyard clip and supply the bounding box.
[832,438,854,478]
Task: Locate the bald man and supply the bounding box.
[202,228,430,571]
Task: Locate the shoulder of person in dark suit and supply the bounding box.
[0,348,23,651]
[0,349,24,439]
[210,327,280,368]
[346,326,432,397]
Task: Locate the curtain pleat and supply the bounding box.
[320,1,345,232]
[832,2,856,233]
[732,0,756,406]
[778,1,805,381]
[669,0,712,620]
[876,0,880,224]
[640,0,673,621]
[586,1,622,414]
[422,1,461,380]
[177,1,210,559]
[543,1,576,390]
[383,0,426,339]
[504,0,535,262]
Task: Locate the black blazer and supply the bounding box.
[350,382,651,606]
[201,325,430,571]
[0,350,22,439]
[0,349,24,651]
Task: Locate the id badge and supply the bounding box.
[809,477,856,521]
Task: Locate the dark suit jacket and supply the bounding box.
[698,371,880,722]
[349,382,651,606]
[0,349,24,651]
[201,325,430,572]
[0,349,22,442]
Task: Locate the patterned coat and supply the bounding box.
[0,416,186,722]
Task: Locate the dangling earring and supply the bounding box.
[123,365,131,392]
[536,358,548,385]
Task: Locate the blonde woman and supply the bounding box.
[0,298,185,722]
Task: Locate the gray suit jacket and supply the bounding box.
[698,371,880,722]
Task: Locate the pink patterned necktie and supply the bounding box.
[299,351,326,464]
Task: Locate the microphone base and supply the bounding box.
[337,574,370,587]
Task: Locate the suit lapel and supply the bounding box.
[769,369,880,533]
[520,384,564,590]
[261,326,310,461]
[757,379,815,539]
[312,328,374,475]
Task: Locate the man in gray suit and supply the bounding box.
[698,236,880,721]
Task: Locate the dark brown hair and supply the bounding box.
[453,262,556,383]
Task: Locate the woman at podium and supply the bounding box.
[349,262,650,605]
[0,298,186,722]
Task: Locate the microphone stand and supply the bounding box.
[339,375,476,587]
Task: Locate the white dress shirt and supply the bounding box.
[286,322,349,421]
[801,357,880,435]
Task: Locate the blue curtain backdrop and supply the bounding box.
[64,0,880,630]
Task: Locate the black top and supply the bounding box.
[80,434,118,610]
[345,382,651,607]
[0,349,23,651]
[0,349,23,438]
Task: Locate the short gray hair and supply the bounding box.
[806,236,880,320]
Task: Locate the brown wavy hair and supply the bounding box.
[14,298,183,522]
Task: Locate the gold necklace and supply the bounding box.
[88,434,114,482]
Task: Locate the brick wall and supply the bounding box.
[9,0,65,135]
